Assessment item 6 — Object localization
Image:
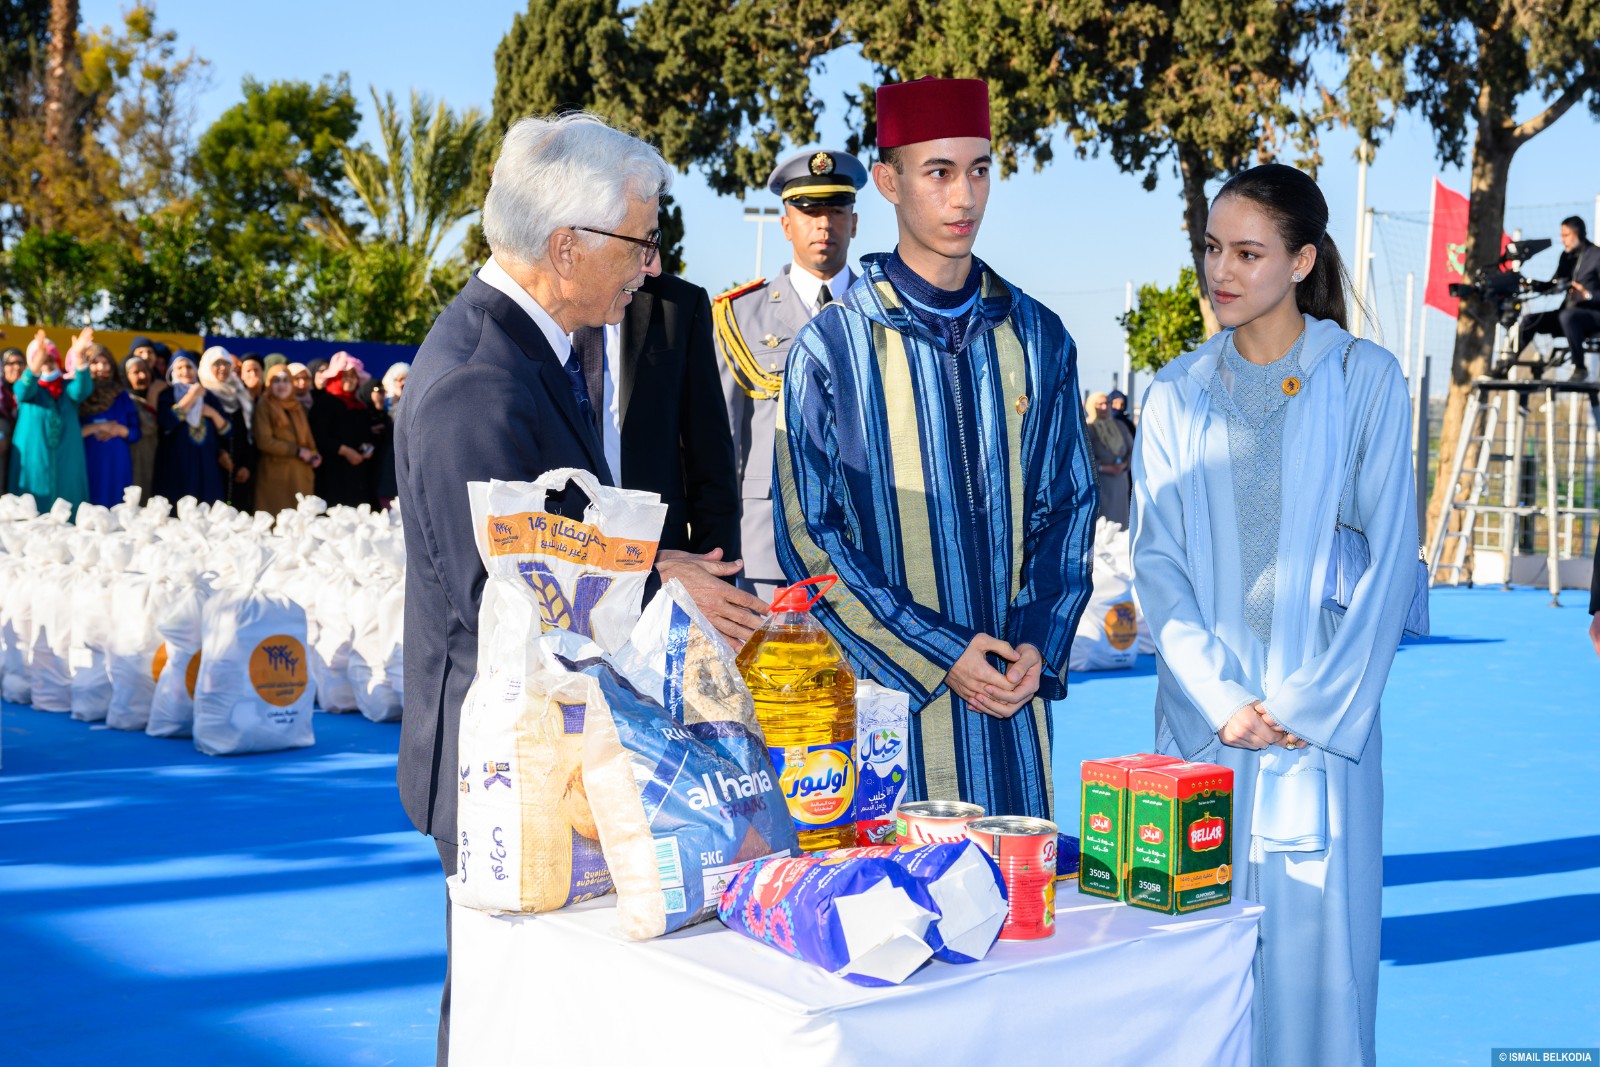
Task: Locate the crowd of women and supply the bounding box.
[0,330,409,519]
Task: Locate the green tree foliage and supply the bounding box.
[1342,0,1600,534]
[338,87,487,261]
[103,206,221,333]
[2,226,109,323]
[192,75,360,266]
[487,0,1330,299]
[0,0,50,121]
[1119,266,1205,373]
[79,2,209,217]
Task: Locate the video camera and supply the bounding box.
[1448,238,1553,327]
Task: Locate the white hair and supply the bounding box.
[483,112,673,264]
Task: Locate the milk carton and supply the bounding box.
[854,683,911,846]
[1126,761,1234,914]
[1078,753,1182,901]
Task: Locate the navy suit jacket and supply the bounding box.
[394,272,615,842]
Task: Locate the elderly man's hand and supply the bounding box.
[656,548,769,648]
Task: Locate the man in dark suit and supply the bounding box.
[594,272,742,560]
[393,113,765,1065]
[1520,216,1600,378]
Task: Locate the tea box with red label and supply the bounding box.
[1126,761,1234,914]
[1078,753,1182,901]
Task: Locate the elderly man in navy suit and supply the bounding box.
[394,112,767,1064]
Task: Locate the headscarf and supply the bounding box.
[1084,391,1129,454]
[240,354,266,400]
[316,351,365,389]
[264,365,315,453]
[78,344,128,420]
[1108,389,1128,408]
[167,353,205,429]
[322,351,368,411]
[0,347,22,420]
[263,353,289,373]
[199,345,254,426]
[288,362,314,410]
[127,336,154,359]
[124,356,157,413]
[356,379,383,412]
[381,361,410,413]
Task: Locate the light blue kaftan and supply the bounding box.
[1130,315,1417,1067]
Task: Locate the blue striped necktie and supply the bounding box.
[561,348,596,434]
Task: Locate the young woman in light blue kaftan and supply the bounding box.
[1131,165,1418,1067]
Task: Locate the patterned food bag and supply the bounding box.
[718,852,942,986]
[582,582,798,939]
[824,842,1008,963]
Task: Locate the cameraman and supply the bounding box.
[1519,216,1600,378]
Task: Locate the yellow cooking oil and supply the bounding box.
[737,578,857,852]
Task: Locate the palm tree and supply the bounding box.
[337,87,488,261]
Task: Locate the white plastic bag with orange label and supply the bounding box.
[1068,519,1139,672]
[193,546,316,756]
[106,573,182,732]
[146,578,212,738]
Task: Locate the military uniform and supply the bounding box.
[713,148,867,602]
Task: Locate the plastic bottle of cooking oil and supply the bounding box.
[737,576,857,852]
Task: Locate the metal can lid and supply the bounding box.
[898,800,986,820]
[967,816,1058,837]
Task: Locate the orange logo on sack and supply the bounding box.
[1104,601,1138,651]
[248,636,309,707]
[184,652,200,698]
[152,642,168,683]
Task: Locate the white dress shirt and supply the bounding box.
[787,262,854,313]
[479,256,572,365]
[478,256,622,482]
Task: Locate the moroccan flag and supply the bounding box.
[1423,178,1509,317]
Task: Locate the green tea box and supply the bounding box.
[1078,753,1182,901]
[1126,761,1234,914]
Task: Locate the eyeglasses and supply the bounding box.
[574,226,662,266]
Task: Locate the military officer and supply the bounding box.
[713,147,868,602]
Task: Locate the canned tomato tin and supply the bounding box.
[966,816,1059,941]
[894,800,985,844]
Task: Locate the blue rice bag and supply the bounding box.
[718,852,940,986]
[580,583,798,939]
[824,842,1009,963]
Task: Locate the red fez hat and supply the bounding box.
[875,78,991,149]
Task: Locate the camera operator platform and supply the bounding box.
[1432,228,1600,601]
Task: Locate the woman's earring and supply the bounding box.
[1291,272,1304,283]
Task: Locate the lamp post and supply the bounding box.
[744,206,781,278]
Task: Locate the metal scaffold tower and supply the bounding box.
[1429,375,1600,602]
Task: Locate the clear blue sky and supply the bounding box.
[86,0,1600,393]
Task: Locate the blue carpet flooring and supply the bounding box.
[1,587,1595,1065]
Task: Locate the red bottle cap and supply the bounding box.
[769,575,837,614]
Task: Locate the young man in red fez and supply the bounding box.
[773,78,1099,820]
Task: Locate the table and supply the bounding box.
[450,884,1263,1066]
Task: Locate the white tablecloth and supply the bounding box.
[451,883,1262,1066]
